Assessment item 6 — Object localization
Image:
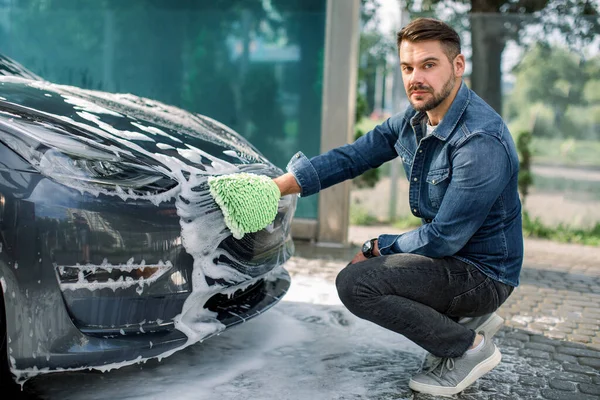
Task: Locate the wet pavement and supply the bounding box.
[6,228,600,399]
[298,225,600,400]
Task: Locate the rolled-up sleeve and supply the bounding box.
[286,151,321,197]
[378,133,513,258]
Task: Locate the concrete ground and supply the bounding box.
[290,225,600,399]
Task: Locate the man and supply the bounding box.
[273,18,522,396]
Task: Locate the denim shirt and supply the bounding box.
[287,82,523,287]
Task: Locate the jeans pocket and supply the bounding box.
[493,280,514,307]
[445,277,499,318]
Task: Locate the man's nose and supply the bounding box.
[409,69,424,86]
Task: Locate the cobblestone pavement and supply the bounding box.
[290,226,600,399]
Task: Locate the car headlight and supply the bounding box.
[39,149,174,195]
[0,115,176,196]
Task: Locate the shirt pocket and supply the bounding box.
[395,142,414,177]
[426,167,450,209]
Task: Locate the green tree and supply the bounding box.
[506,45,600,139]
[358,0,396,118]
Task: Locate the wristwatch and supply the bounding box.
[361,238,378,259]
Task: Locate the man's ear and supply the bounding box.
[454,54,466,78]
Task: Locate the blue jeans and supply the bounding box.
[335,254,514,358]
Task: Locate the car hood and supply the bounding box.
[0,76,276,180]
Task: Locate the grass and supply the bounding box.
[530,137,600,168]
[355,117,386,136]
[351,204,600,247]
[523,211,600,246]
[532,174,600,200]
[350,203,422,229]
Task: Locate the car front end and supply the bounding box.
[0,73,296,382]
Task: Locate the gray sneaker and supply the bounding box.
[409,333,502,396]
[421,312,503,370]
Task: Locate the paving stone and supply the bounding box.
[568,334,592,343]
[548,379,576,391]
[531,336,563,346]
[499,338,525,349]
[514,365,538,376]
[549,372,592,384]
[510,386,541,399]
[540,389,600,400]
[557,347,600,358]
[579,383,600,396]
[546,331,568,340]
[486,394,514,400]
[552,353,578,364]
[505,332,530,342]
[563,362,600,375]
[551,325,574,334]
[577,325,600,331]
[519,376,547,388]
[525,342,557,353]
[574,329,598,336]
[594,375,600,384]
[579,357,600,369]
[519,348,552,360]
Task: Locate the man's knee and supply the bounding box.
[336,263,371,315]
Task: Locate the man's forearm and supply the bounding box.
[273,173,302,197]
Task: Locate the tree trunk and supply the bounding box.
[469,13,506,114]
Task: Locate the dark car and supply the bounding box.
[0,55,295,385]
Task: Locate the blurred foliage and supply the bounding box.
[350,203,381,225]
[352,0,394,189]
[506,44,600,141]
[392,214,422,229]
[357,0,396,119]
[523,211,600,246]
[516,131,533,205]
[529,138,600,167]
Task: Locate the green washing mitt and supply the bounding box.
[208,172,280,239]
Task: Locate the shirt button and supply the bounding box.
[432,180,436,184]
[413,178,418,182]
[413,208,417,213]
[419,149,423,153]
[426,219,432,223]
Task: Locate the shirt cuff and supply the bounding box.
[377,234,403,255]
[286,151,321,197]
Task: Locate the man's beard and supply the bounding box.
[409,73,455,112]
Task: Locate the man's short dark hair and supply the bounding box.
[397,18,461,62]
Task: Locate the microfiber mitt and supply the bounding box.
[208,172,280,239]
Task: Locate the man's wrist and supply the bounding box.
[273,173,301,196]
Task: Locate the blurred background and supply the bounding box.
[0,0,598,246]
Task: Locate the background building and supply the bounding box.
[0,0,361,244]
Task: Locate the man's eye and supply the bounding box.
[424,63,434,69]
[402,66,413,72]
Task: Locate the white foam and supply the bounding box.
[1,76,294,383]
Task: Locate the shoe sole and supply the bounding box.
[409,345,502,396]
[477,314,504,338]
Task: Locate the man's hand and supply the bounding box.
[273,173,301,197]
[350,239,380,264]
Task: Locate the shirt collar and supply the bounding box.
[409,80,470,141]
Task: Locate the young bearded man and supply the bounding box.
[273,17,523,396]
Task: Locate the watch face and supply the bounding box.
[362,240,372,253]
